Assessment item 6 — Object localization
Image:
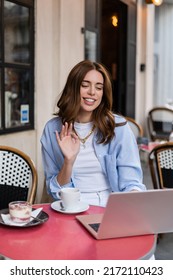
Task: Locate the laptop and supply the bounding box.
[76,189,173,239]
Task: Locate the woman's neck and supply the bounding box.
[76,111,93,123]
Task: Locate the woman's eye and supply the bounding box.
[81,83,89,88]
[96,86,103,90]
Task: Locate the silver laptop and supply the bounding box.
[76,189,173,239]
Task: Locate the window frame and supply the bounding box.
[0,0,34,135]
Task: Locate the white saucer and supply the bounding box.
[51,201,89,214]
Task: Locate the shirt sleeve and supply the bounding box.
[40,120,75,200]
[114,120,146,192]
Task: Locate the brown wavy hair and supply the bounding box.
[55,60,126,144]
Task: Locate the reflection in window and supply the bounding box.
[85,31,97,61]
[5,68,30,128]
[154,6,173,107]
[4,1,30,63]
[0,1,1,62]
[0,69,1,128]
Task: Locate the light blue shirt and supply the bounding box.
[40,115,146,199]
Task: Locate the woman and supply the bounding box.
[41,60,146,207]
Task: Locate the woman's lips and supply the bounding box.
[83,98,95,105]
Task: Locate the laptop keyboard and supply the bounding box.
[89,223,100,232]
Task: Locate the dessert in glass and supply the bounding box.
[9,201,32,223]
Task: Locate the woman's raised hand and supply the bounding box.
[56,122,80,163]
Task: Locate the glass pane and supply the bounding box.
[5,68,30,128]
[85,30,97,61]
[0,69,1,128]
[0,1,2,62]
[154,7,173,108]
[4,1,30,63]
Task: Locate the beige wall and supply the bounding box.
[0,131,37,161]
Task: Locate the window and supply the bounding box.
[154,6,173,108]
[85,0,100,61]
[0,0,34,134]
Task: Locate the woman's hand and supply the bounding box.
[56,122,80,163]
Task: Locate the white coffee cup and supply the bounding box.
[58,188,80,210]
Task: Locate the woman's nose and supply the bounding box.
[88,85,95,95]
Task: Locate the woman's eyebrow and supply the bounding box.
[82,80,104,86]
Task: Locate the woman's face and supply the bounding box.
[79,69,104,120]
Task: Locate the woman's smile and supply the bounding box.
[83,97,96,105]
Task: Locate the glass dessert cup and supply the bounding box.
[9,201,32,223]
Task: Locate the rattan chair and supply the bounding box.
[0,146,37,210]
[148,142,173,189]
[147,106,173,141]
[126,117,144,139]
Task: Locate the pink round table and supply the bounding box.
[0,203,156,260]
